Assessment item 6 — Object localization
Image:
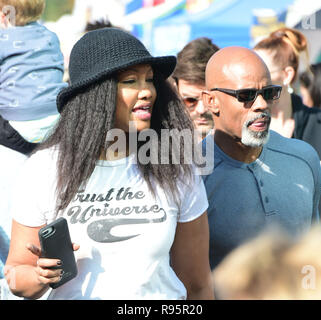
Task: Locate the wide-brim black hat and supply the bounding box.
[57,27,176,112]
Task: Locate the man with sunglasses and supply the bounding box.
[202,46,321,280]
[172,37,219,141]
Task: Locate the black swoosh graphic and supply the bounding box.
[87,209,167,243]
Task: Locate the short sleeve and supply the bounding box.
[178,172,209,223]
[9,149,57,227]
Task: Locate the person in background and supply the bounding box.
[254,27,321,159]
[299,62,321,108]
[0,115,36,154]
[0,0,67,145]
[84,17,114,32]
[0,0,66,299]
[5,28,213,300]
[213,226,321,300]
[172,37,219,141]
[201,46,320,282]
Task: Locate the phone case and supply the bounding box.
[38,217,78,289]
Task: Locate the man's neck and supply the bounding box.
[214,131,263,164]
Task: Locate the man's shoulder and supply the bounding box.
[267,130,320,165]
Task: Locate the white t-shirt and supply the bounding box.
[11,148,208,300]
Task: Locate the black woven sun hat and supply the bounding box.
[57,27,176,112]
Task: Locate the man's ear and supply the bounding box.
[202,90,219,115]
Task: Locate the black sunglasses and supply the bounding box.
[210,85,282,102]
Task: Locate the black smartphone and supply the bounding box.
[38,217,78,289]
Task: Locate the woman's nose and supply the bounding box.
[138,81,154,100]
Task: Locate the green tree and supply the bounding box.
[42,0,75,22]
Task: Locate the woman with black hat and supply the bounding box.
[5,28,213,300]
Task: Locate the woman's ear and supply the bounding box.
[283,66,295,86]
[202,90,219,115]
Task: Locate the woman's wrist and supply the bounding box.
[5,264,49,299]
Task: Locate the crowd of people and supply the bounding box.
[1,0,321,300]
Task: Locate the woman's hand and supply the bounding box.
[5,220,80,299]
[26,243,80,287]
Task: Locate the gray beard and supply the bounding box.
[241,112,271,147]
[241,128,270,147]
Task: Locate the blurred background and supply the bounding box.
[41,0,321,66]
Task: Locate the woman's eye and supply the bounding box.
[146,78,154,83]
[121,79,135,84]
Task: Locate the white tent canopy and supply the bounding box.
[286,0,321,27]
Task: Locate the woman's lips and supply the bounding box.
[132,105,152,120]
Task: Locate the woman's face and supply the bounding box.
[115,64,157,132]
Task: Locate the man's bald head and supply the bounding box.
[205,46,271,89]
[202,46,274,154]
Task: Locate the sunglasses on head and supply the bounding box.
[210,85,282,103]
